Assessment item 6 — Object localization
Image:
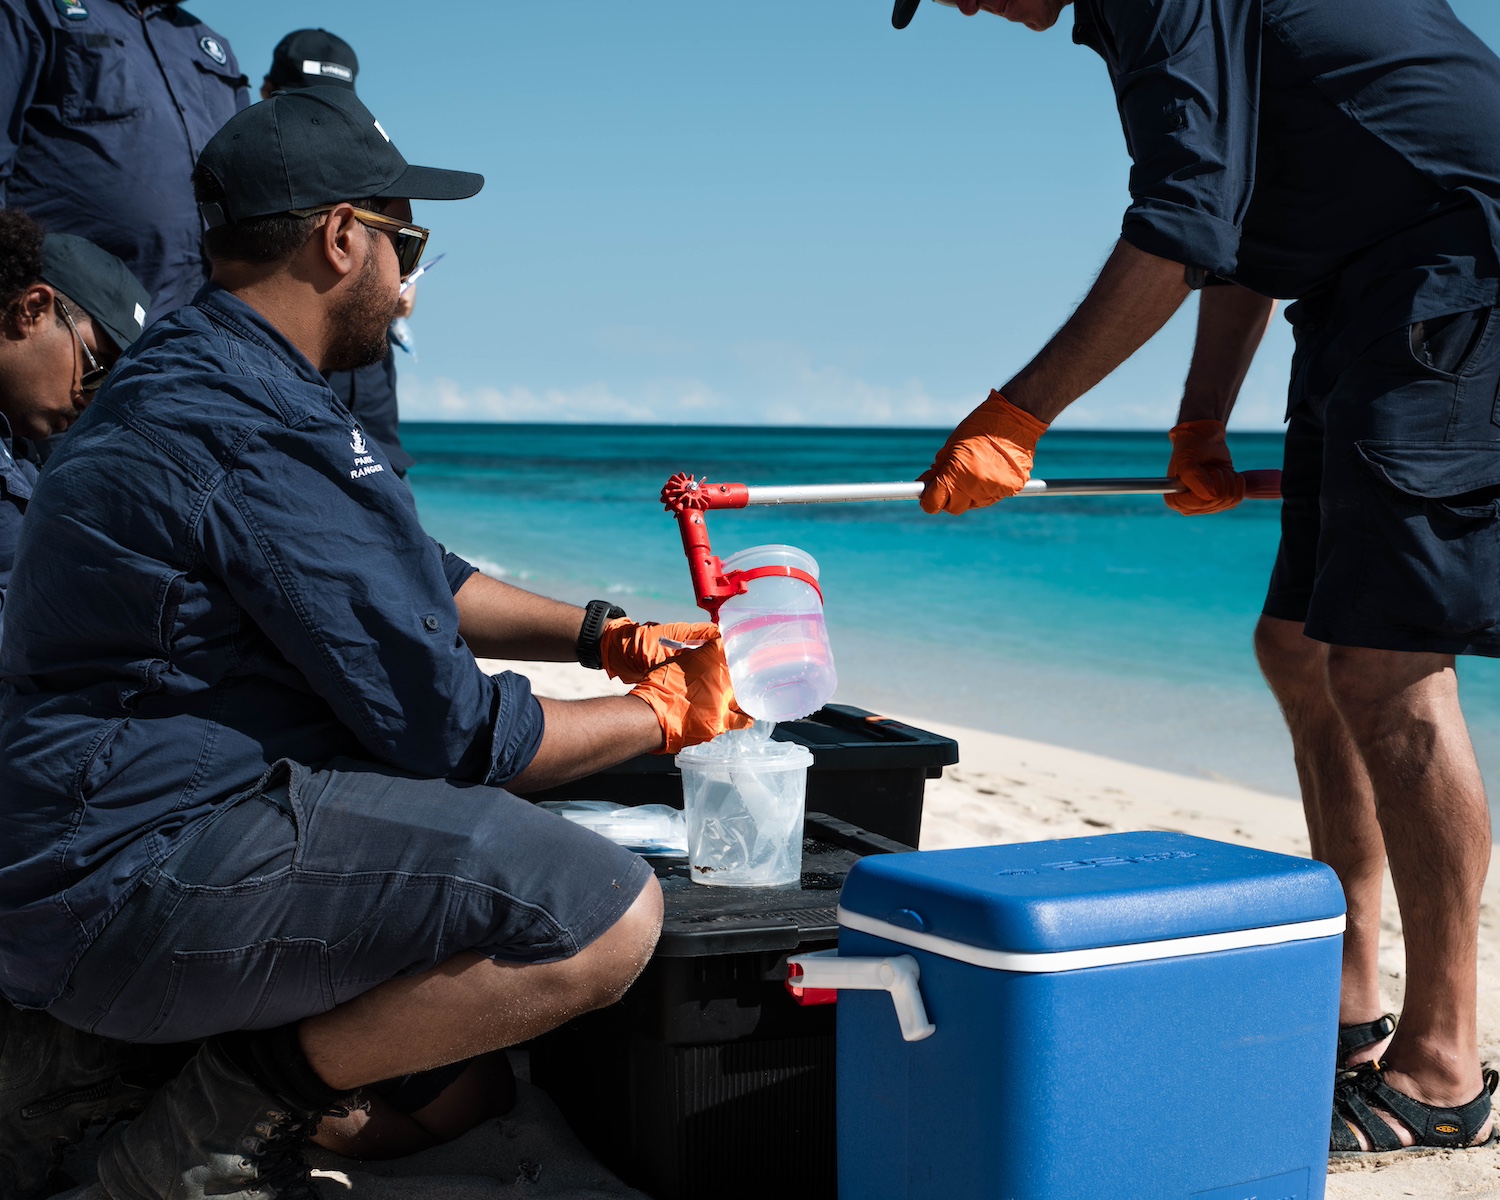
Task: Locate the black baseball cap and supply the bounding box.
[196,86,483,226]
[267,28,358,92]
[39,234,150,354]
[893,0,922,28]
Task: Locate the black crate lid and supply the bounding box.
[651,814,912,957]
[606,704,959,777]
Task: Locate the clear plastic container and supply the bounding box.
[677,729,813,887]
[717,544,838,723]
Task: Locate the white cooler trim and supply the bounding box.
[837,908,1346,974]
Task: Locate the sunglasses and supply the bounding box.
[56,298,110,392]
[290,204,430,278]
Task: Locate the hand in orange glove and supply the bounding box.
[630,639,753,755]
[1165,420,1246,515]
[918,391,1049,514]
[599,618,723,685]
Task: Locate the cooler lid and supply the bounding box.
[838,833,1345,959]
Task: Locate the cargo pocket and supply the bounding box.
[141,939,334,1041]
[1354,440,1500,637]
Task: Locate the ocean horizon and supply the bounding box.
[401,421,1500,806]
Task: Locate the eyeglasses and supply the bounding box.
[290,204,430,278]
[56,298,110,392]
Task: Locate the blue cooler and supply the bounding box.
[789,832,1345,1200]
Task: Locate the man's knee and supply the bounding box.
[569,874,663,1012]
[1324,645,1455,747]
[1254,615,1325,697]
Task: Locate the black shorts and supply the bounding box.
[45,758,655,1043]
[1265,306,1500,656]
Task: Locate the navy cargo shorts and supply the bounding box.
[1265,305,1500,656]
[45,758,655,1043]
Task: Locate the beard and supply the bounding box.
[323,251,399,374]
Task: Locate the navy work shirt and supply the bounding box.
[0,0,249,324]
[0,412,38,605]
[327,350,416,477]
[0,286,546,1008]
[1075,0,1500,355]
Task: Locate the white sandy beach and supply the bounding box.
[60,658,1500,1199]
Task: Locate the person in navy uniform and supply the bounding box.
[0,210,183,1200]
[0,211,147,608]
[899,0,1500,1156]
[0,0,249,326]
[0,87,743,1198]
[260,28,416,476]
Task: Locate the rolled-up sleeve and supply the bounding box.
[1091,0,1262,276]
[436,543,479,595]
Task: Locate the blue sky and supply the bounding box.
[197,1,1500,430]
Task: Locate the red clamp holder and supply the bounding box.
[661,473,822,620]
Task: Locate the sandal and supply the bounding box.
[1330,1061,1500,1156]
[1337,1013,1395,1068]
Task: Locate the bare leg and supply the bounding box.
[301,875,662,1091]
[1324,645,1492,1145]
[311,1051,516,1160]
[1255,616,1389,1050]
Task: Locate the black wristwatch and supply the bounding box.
[577,600,627,670]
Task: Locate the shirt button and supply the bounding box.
[422,615,440,632]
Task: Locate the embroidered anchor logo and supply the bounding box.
[349,427,384,481]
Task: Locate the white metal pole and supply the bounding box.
[740,478,1186,506]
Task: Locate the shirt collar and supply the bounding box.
[194,283,329,392]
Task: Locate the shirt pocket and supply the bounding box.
[192,55,248,120]
[59,31,142,125]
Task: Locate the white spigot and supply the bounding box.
[787,950,936,1042]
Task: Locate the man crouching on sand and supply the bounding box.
[0,87,747,1200]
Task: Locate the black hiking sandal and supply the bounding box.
[0,1002,188,1200]
[1337,1013,1396,1069]
[1330,1060,1500,1157]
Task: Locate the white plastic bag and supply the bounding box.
[537,800,687,855]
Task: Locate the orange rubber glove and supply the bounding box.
[630,640,753,755]
[1165,420,1246,515]
[918,391,1049,514]
[599,618,723,685]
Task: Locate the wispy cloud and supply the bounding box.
[399,334,1293,430]
[400,356,962,427]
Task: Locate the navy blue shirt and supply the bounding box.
[1075,0,1500,345]
[0,286,545,1008]
[0,412,38,607]
[0,0,249,324]
[327,349,415,477]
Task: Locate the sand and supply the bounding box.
[53,659,1500,1199]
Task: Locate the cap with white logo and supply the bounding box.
[197,86,483,226]
[38,234,152,354]
[267,28,359,93]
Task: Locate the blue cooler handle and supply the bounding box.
[787,950,936,1042]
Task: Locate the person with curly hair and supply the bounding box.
[0,207,147,604]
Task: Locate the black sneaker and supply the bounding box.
[97,1040,327,1200]
[0,1003,176,1200]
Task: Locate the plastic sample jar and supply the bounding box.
[676,733,814,887]
[717,544,837,723]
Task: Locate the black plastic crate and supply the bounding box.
[528,704,957,847]
[527,814,912,1200]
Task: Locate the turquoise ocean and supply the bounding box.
[402,423,1500,801]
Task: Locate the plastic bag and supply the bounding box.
[537,800,687,855]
